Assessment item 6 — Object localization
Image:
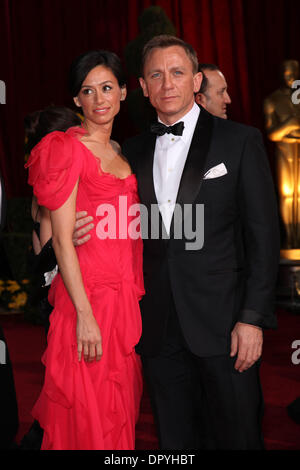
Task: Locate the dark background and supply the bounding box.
[1,0,300,198]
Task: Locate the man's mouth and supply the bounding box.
[161,96,177,101]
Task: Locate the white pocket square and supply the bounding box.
[203,163,228,179]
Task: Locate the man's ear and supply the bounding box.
[120,86,127,101]
[73,96,81,108]
[195,92,202,105]
[139,77,149,97]
[193,71,203,94]
[197,92,206,107]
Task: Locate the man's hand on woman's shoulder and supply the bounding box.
[73,211,94,246]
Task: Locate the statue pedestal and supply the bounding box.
[277,249,300,312]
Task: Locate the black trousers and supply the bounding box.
[141,302,264,450]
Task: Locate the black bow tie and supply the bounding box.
[150,121,184,136]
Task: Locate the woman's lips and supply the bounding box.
[94,107,110,113]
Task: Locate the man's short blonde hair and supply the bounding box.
[141,35,199,76]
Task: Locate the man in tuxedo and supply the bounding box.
[0,171,19,449]
[121,35,279,449]
[195,63,231,119]
[74,35,279,449]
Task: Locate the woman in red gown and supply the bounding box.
[25,51,144,450]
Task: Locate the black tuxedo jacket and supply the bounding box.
[122,107,280,357]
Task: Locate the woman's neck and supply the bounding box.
[82,119,112,145]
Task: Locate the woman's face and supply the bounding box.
[74,65,126,126]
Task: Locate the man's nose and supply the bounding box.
[162,73,173,89]
[224,92,231,104]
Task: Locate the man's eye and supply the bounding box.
[151,73,160,79]
[174,71,183,75]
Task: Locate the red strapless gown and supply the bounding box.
[25,127,144,450]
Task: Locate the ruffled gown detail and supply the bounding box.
[25,127,144,450]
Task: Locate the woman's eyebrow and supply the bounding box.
[81,80,113,88]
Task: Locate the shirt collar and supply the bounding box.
[157,102,200,143]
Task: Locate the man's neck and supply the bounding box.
[157,102,196,126]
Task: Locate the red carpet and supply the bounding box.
[1,309,300,450]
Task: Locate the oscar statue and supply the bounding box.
[264,60,300,250]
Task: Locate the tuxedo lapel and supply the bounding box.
[169,107,214,238]
[176,107,213,207]
[137,132,170,240]
[136,132,157,211]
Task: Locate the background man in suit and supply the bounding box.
[195,63,231,119]
[0,172,19,449]
[74,35,279,449]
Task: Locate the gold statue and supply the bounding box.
[264,60,300,248]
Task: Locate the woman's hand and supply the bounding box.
[76,308,102,363]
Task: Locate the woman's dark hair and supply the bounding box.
[68,50,126,97]
[25,106,81,154]
[198,63,220,94]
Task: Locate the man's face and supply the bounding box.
[139,46,202,125]
[195,70,231,119]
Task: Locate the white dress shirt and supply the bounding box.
[153,102,200,234]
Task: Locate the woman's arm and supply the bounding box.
[50,181,102,363]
